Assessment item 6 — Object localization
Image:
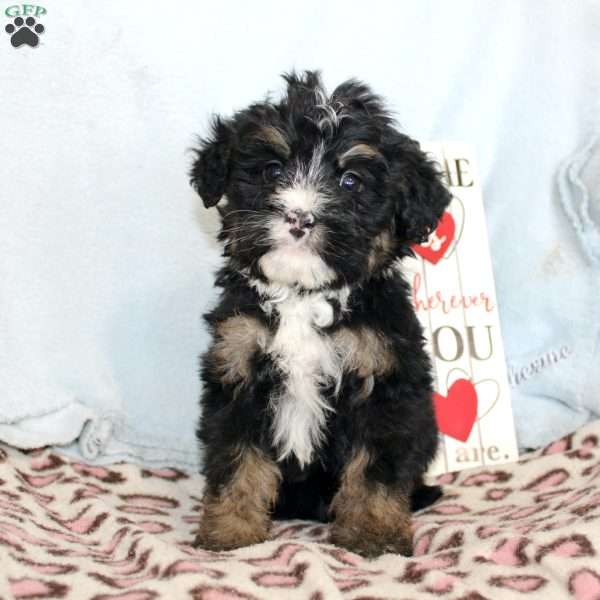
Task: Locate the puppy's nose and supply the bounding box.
[285,209,315,232]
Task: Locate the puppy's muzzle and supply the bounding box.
[285,209,315,239]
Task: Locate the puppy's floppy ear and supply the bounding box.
[190,117,234,208]
[386,131,452,245]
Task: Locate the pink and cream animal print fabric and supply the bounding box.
[1,420,600,599]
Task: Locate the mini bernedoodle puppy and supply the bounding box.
[189,71,451,558]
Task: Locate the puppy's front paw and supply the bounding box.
[193,512,269,552]
[330,523,413,558]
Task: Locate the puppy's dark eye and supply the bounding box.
[339,171,363,192]
[263,161,284,183]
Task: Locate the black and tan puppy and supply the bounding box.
[190,71,450,557]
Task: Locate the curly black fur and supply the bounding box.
[190,71,451,557]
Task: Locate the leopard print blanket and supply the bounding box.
[1,421,600,599]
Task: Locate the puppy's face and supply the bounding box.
[191,72,450,290]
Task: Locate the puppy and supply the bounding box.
[190,71,450,557]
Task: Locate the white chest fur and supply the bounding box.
[254,284,348,468]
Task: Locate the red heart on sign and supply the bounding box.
[412,211,456,265]
[433,378,478,442]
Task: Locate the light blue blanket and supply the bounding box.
[1,1,598,467]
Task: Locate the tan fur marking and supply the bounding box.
[367,229,395,274]
[211,315,270,385]
[333,326,396,380]
[196,446,281,551]
[330,448,413,557]
[255,126,291,158]
[338,144,382,167]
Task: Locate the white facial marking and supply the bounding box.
[276,186,321,214]
[260,183,334,289]
[261,147,334,289]
[305,141,326,186]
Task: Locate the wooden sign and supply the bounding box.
[404,142,519,475]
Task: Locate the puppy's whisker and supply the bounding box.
[223,209,263,215]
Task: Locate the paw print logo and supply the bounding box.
[5,16,45,48]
